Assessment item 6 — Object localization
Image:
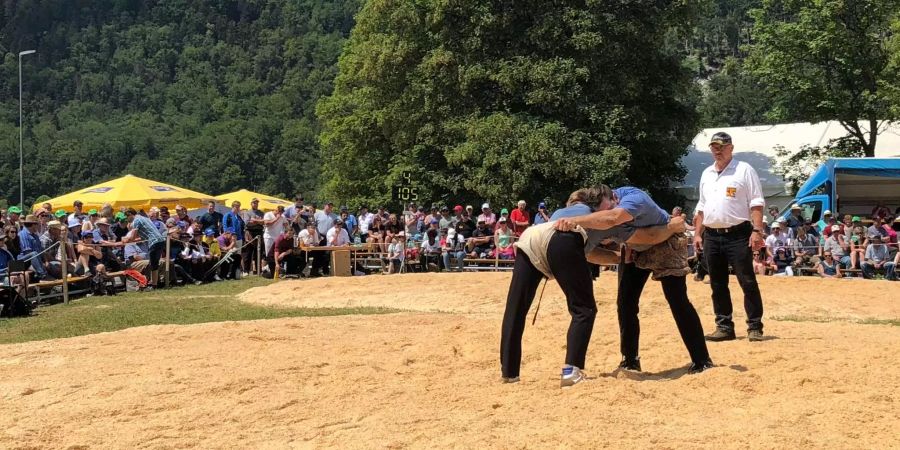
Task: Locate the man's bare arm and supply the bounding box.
[586,248,620,266]
[625,217,686,245]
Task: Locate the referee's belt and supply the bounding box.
[705,221,751,234]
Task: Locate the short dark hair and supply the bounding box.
[125,208,138,216]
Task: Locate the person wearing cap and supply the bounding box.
[67,200,85,230]
[216,229,239,279]
[284,194,305,223]
[327,219,351,247]
[454,206,475,238]
[764,221,790,259]
[817,210,834,236]
[510,200,530,236]
[468,218,494,258]
[357,205,374,243]
[533,202,551,225]
[75,231,105,276]
[823,224,852,269]
[423,206,440,230]
[16,215,52,281]
[53,209,66,220]
[81,208,100,234]
[861,234,895,280]
[420,228,442,271]
[769,247,793,276]
[442,227,467,271]
[692,131,767,342]
[786,204,804,234]
[92,217,122,272]
[438,206,456,232]
[478,203,497,228]
[0,230,17,285]
[240,198,265,274]
[111,212,129,241]
[123,208,167,289]
[494,217,515,259]
[7,205,23,228]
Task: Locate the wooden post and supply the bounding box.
[164,234,171,288]
[59,242,69,304]
[257,236,262,276]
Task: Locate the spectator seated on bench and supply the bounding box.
[861,234,896,280]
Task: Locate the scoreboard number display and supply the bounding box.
[393,170,419,202]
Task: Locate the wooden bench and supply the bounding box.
[462,258,515,271]
[29,275,91,303]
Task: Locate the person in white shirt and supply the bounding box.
[297,222,325,277]
[326,220,351,247]
[692,131,766,342]
[358,206,374,241]
[315,203,338,244]
[477,203,497,228]
[386,233,406,274]
[263,205,288,256]
[764,222,791,258]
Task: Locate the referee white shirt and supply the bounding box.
[695,158,765,228]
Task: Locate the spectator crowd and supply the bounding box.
[1,195,897,299]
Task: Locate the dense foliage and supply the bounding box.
[0,0,359,207]
[318,0,700,209]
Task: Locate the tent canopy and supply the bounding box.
[215,189,292,212]
[35,174,215,213]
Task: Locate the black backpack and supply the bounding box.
[0,286,32,318]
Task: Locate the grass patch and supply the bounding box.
[771,314,900,327]
[0,277,398,345]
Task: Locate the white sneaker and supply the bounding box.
[501,376,520,384]
[560,366,586,388]
[213,275,223,282]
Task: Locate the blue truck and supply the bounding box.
[785,158,900,223]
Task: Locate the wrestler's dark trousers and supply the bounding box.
[501,232,597,378]
[617,261,710,365]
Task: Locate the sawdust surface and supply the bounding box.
[2,272,900,449]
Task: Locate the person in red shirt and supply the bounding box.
[510,200,530,236]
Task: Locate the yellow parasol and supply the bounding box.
[215,189,293,212]
[34,174,216,213]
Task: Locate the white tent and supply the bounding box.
[678,121,900,212]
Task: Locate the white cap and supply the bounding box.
[776,217,787,223]
[771,222,782,228]
[448,228,456,237]
[481,203,490,209]
[791,203,801,210]
[831,224,841,231]
[823,210,832,216]
[517,200,526,206]
[67,216,81,228]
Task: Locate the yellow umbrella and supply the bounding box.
[216,189,293,212]
[35,174,216,213]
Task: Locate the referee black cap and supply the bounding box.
[710,132,732,144]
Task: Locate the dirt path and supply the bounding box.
[2,273,899,448]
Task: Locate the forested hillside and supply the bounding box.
[0,0,358,206]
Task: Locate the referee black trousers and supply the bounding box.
[500,232,597,378]
[703,223,764,332]
[617,262,710,365]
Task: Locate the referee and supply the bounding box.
[692,132,766,342]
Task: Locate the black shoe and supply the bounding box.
[618,356,641,372]
[748,329,764,342]
[705,328,736,342]
[688,359,714,374]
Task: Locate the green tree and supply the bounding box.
[745,0,900,157]
[698,57,774,126]
[318,0,700,209]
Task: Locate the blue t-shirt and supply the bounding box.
[223,212,245,238]
[342,214,358,232]
[0,248,13,272]
[550,203,622,252]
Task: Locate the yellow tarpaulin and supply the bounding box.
[35,174,216,213]
[215,189,292,212]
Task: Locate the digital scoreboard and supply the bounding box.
[392,170,419,203]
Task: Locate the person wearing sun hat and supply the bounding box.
[16,214,51,281]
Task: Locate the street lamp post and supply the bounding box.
[18,49,36,210]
